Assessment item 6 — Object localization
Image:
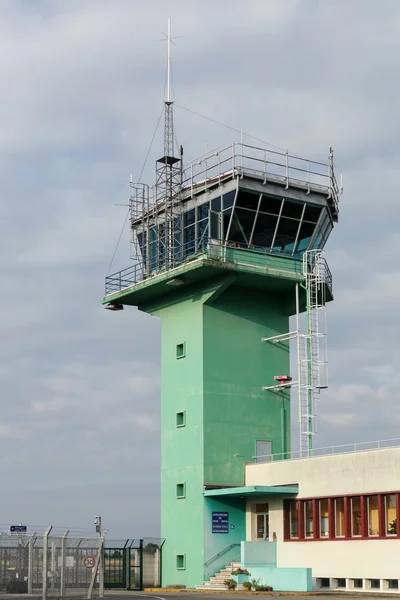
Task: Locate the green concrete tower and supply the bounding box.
[103,38,340,586]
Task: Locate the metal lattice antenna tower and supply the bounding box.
[154,17,183,270]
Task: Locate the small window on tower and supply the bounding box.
[176,483,186,499]
[176,411,186,427]
[176,343,185,359]
[176,554,186,569]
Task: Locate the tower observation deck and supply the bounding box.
[105,143,339,304]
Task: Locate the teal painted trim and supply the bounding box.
[244,567,312,592]
[204,485,298,497]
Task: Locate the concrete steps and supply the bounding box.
[196,562,243,591]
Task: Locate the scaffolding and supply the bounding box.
[262,249,330,458]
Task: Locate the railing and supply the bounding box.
[203,543,241,582]
[251,437,400,463]
[132,142,341,223]
[104,240,305,297]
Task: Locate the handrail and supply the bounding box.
[204,543,240,567]
[251,436,400,462]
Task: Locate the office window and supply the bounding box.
[367,495,379,536]
[289,500,298,538]
[176,555,186,569]
[176,343,185,359]
[319,499,329,537]
[176,411,186,427]
[351,497,361,537]
[304,500,314,538]
[176,483,186,499]
[385,494,397,535]
[335,497,345,537]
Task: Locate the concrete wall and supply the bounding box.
[246,447,400,496]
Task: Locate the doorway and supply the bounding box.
[255,503,269,540]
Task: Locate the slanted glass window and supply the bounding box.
[228,208,255,245]
[197,202,209,221]
[385,494,397,536]
[368,495,379,536]
[319,499,329,537]
[222,191,235,210]
[273,217,301,254]
[252,212,278,248]
[236,190,260,211]
[259,195,283,215]
[351,497,362,537]
[281,200,304,219]
[304,500,314,538]
[335,497,345,537]
[303,204,322,223]
[289,500,299,539]
[295,220,315,254]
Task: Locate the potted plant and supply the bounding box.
[224,578,237,590]
[232,569,251,590]
[251,578,260,591]
[243,581,252,591]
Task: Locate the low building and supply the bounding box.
[202,444,400,592]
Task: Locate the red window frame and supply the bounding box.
[283,492,400,541]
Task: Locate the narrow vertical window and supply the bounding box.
[385,494,397,536]
[176,343,185,359]
[335,497,345,537]
[304,500,314,538]
[319,499,329,537]
[367,495,379,536]
[176,555,186,569]
[351,497,362,537]
[176,411,186,427]
[176,483,186,498]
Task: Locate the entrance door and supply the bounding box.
[255,503,269,540]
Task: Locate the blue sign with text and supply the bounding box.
[10,525,27,534]
[212,512,229,534]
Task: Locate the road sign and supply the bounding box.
[10,525,27,534]
[83,555,96,569]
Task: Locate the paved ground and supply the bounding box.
[109,593,400,600]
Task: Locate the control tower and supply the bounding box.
[103,23,341,590]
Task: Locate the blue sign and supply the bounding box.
[212,512,229,534]
[10,525,27,534]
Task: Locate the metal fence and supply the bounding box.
[0,530,163,597]
[0,527,105,598]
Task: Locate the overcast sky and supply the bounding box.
[1,0,400,538]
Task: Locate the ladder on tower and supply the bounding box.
[262,249,330,459]
[298,250,329,457]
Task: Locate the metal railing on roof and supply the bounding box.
[251,437,400,463]
[131,142,341,223]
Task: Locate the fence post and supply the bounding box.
[139,540,143,591]
[87,530,107,600]
[60,530,69,597]
[42,525,53,600]
[28,532,36,594]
